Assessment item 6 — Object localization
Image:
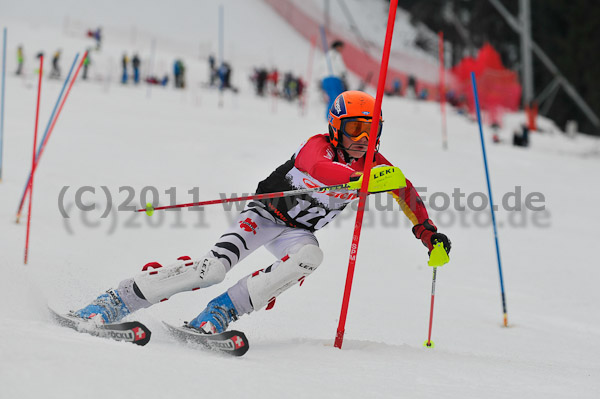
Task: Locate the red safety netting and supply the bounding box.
[452,43,521,125]
[263,0,445,96]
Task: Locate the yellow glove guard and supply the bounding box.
[428,242,449,267]
[348,166,406,193]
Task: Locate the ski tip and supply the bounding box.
[125,322,152,346]
[48,306,152,346]
[164,322,249,357]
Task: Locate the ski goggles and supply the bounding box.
[340,117,383,142]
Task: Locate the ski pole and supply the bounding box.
[138,167,405,215]
[424,267,437,348]
[138,183,362,214]
[423,242,449,348]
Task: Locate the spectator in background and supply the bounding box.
[392,79,402,95]
[406,75,417,99]
[491,122,501,143]
[16,45,24,76]
[174,59,186,88]
[297,78,305,99]
[209,55,218,86]
[283,72,294,100]
[173,60,181,88]
[94,27,102,50]
[132,54,141,84]
[326,40,348,90]
[282,72,304,101]
[82,50,91,80]
[121,54,129,84]
[50,50,61,79]
[267,68,279,95]
[179,60,186,88]
[218,62,237,93]
[251,67,269,96]
[385,78,403,96]
[146,75,169,86]
[513,124,529,147]
[218,62,230,89]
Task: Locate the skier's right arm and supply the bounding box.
[295,136,356,185]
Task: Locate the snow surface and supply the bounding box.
[1,1,600,398]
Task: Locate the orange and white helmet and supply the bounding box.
[328,90,383,150]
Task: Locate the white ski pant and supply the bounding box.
[118,204,322,316]
[211,204,321,314]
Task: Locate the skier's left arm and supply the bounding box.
[375,154,451,256]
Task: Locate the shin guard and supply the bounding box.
[133,256,226,304]
[246,244,323,311]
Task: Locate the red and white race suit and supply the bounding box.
[252,133,430,232]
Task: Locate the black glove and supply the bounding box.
[412,219,451,254]
[431,232,451,255]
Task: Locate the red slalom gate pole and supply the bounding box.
[17,51,87,223]
[438,31,448,150]
[334,0,398,349]
[24,55,43,264]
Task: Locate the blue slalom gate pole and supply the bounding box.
[218,5,224,66]
[319,25,333,76]
[0,28,7,181]
[16,53,78,214]
[37,53,78,159]
[471,72,509,327]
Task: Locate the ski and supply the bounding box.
[164,322,249,357]
[48,307,151,346]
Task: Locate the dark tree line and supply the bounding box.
[395,0,600,135]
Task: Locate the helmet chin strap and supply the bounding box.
[338,141,379,161]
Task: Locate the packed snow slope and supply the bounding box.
[1,1,600,398]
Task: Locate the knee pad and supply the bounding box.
[246,244,323,311]
[133,256,226,304]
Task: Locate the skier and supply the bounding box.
[72,91,451,335]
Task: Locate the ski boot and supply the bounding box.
[71,289,131,325]
[188,292,238,334]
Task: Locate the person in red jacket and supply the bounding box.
[73,91,451,334]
